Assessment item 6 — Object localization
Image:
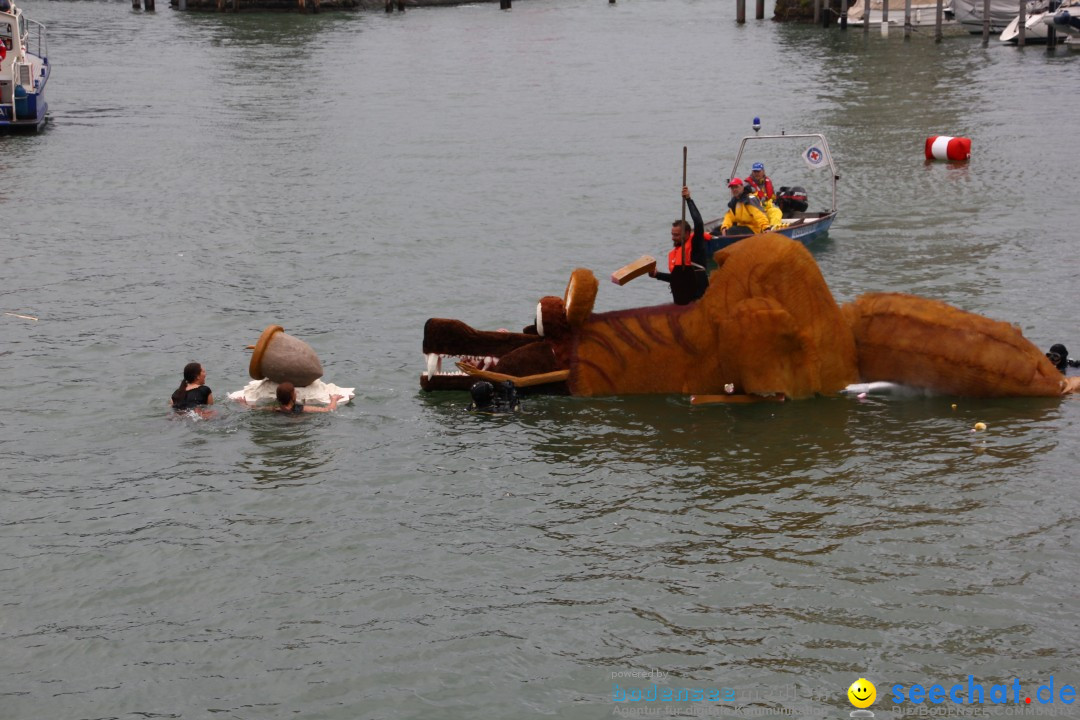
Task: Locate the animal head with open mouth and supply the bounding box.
[420,269,597,394]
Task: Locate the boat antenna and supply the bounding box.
[752,117,761,135]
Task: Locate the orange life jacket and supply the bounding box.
[744,175,775,202]
[667,233,711,272]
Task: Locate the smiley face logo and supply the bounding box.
[847,678,876,709]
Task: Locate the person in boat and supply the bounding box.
[719,178,770,237]
[649,185,710,302]
[744,162,783,229]
[468,380,521,413]
[170,362,214,412]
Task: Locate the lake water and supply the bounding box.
[2,1,1079,718]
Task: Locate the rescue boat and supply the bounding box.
[703,125,839,256]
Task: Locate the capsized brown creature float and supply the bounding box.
[420,233,1073,401]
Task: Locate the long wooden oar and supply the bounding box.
[681,145,688,265]
[669,147,698,306]
[455,361,570,388]
[690,393,786,405]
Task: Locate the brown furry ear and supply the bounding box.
[563,268,598,328]
[536,296,570,339]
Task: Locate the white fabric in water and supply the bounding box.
[840,381,933,397]
[228,378,355,405]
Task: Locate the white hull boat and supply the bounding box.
[845,0,958,27]
[952,0,1031,32]
[1000,1,1053,42]
[0,0,49,132]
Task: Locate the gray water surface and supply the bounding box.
[3,1,1079,718]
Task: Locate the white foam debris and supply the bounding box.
[228,378,356,405]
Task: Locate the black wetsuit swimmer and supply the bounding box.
[468,381,520,413]
[1047,344,1080,374]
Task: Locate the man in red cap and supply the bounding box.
[719,177,769,237]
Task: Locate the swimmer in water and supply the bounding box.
[170,362,214,413]
[236,382,343,413]
[468,380,520,413]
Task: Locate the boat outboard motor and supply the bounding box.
[776,186,809,217]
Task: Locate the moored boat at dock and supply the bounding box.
[0,0,49,132]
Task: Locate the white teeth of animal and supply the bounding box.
[482,356,495,370]
[426,353,440,378]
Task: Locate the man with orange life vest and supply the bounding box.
[719,177,770,237]
[649,185,710,302]
[744,162,783,229]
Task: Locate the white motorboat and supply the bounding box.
[844,0,957,27]
[952,0,1031,32]
[0,0,49,131]
[999,1,1053,42]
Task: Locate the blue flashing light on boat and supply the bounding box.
[752,117,761,133]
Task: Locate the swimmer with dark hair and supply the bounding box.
[235,382,343,413]
[170,362,213,411]
[468,380,520,413]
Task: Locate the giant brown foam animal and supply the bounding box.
[421,233,1069,399]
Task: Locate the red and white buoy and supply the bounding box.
[925,135,971,161]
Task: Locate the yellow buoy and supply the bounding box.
[973,422,987,431]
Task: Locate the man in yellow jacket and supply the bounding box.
[720,177,770,237]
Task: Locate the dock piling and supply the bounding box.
[840,0,848,29]
[755,0,764,20]
[1018,0,1027,46]
[736,0,745,24]
[935,0,944,42]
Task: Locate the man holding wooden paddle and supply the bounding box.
[609,148,710,305]
[647,186,710,303]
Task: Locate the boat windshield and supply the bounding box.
[728,133,837,215]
